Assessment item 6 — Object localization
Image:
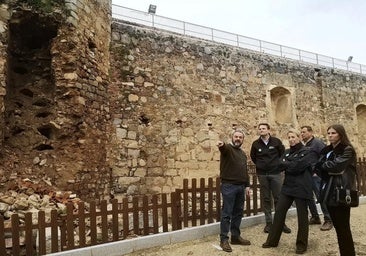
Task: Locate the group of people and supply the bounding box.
[217,123,357,255]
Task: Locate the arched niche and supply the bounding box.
[270,87,293,124]
[356,104,366,154]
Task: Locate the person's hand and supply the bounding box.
[217,141,224,147]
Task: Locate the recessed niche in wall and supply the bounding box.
[270,87,292,124]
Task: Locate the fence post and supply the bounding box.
[89,201,97,245]
[171,191,182,230]
[0,216,5,255]
[11,214,20,255]
[111,199,119,241]
[66,203,75,250]
[199,178,206,225]
[78,201,87,246]
[50,209,59,253]
[216,177,221,222]
[182,179,189,227]
[101,200,109,243]
[24,212,35,255]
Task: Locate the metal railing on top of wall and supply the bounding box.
[111,4,366,75]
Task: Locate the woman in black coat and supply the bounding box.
[262,129,317,254]
[315,124,357,256]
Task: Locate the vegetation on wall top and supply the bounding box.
[20,0,64,12]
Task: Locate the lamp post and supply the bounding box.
[148,4,157,27]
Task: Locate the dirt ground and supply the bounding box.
[126,204,366,256]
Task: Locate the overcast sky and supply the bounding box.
[112,0,366,65]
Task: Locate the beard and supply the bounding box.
[232,139,242,148]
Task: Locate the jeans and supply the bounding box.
[312,175,331,221]
[308,175,320,217]
[220,183,245,242]
[258,174,282,224]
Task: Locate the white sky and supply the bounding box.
[112,0,366,65]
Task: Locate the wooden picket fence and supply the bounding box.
[1,161,366,255]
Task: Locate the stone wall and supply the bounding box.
[1,3,366,200]
[0,0,112,201]
[108,21,366,196]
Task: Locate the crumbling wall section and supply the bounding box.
[0,1,112,201]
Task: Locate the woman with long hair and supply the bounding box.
[315,124,357,256]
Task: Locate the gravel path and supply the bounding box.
[125,203,366,256]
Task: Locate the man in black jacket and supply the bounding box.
[250,123,291,234]
[218,129,251,252]
[301,125,333,231]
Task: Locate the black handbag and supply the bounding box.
[331,169,360,208]
[335,186,359,207]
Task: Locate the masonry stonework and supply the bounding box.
[108,21,366,197]
[0,1,111,201]
[1,3,366,200]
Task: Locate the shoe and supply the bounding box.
[262,242,278,248]
[320,221,333,231]
[296,247,307,254]
[309,216,321,225]
[264,223,271,233]
[283,224,291,233]
[220,240,232,252]
[231,236,251,245]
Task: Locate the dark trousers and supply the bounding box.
[309,175,331,221]
[265,194,309,251]
[258,174,282,224]
[220,183,245,242]
[328,206,355,256]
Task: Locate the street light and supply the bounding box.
[148,4,157,27]
[148,4,157,14]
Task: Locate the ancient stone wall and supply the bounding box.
[1,3,366,200]
[0,0,111,201]
[109,21,366,197]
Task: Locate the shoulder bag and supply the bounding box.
[331,170,360,208]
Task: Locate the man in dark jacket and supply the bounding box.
[301,126,333,231]
[218,129,251,252]
[250,123,291,234]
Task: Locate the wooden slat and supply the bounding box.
[0,216,5,254]
[191,179,197,226]
[199,178,205,225]
[122,198,129,239]
[78,201,86,246]
[100,200,108,243]
[215,177,222,221]
[111,199,119,241]
[132,197,139,235]
[11,214,20,256]
[183,179,189,227]
[24,212,34,255]
[152,195,159,234]
[142,196,149,235]
[38,211,46,255]
[252,175,259,215]
[89,201,97,245]
[170,192,179,230]
[50,210,59,252]
[161,193,168,232]
[207,178,214,223]
[60,216,67,251]
[66,203,75,249]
